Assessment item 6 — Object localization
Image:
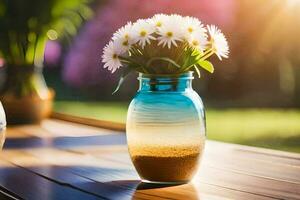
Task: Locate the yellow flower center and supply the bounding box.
[188,27,193,33]
[192,40,199,46]
[122,40,129,46]
[124,34,129,40]
[166,32,173,37]
[156,22,162,27]
[112,54,118,59]
[140,30,147,37]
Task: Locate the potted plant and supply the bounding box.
[102,14,229,183]
[0,0,92,124]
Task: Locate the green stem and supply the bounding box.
[181,49,215,72]
[201,48,213,57]
[119,56,149,73]
[199,51,214,61]
[146,57,181,69]
[32,33,40,65]
[120,59,130,64]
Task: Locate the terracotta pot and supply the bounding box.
[1,89,54,124]
[0,65,55,124]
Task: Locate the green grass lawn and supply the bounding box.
[54,101,300,153]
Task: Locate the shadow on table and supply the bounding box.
[108,180,199,199]
[0,163,199,200]
[3,134,127,149]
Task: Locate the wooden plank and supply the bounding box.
[48,140,300,199]
[207,141,300,165]
[7,127,297,185]
[40,119,122,137]
[195,166,300,199]
[0,149,276,200]
[28,147,300,198]
[65,139,300,185]
[6,120,121,139]
[71,144,300,198]
[2,119,300,199]
[75,148,300,199]
[0,186,20,200]
[0,158,103,200]
[3,133,126,150]
[51,112,125,131]
[195,141,300,185]
[5,127,32,138]
[0,150,153,200]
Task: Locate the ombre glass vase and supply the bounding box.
[127,72,206,184]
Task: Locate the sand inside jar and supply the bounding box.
[130,145,204,183]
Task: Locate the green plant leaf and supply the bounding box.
[198,60,214,73]
[112,67,133,94]
[180,46,202,72]
[193,65,201,78]
[0,0,93,65]
[146,57,181,69]
[191,48,202,57]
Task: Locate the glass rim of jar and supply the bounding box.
[138,71,194,80]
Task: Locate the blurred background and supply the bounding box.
[1,0,300,152]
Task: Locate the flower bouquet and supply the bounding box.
[102,14,229,92]
[102,14,229,183]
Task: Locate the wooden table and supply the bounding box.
[0,117,299,200]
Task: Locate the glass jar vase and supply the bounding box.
[126,72,206,184]
[0,101,6,149]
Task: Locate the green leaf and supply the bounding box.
[193,65,201,78]
[112,67,133,95]
[198,60,214,73]
[146,57,181,69]
[191,48,202,57]
[181,46,201,70]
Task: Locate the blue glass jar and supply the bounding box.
[127,72,206,183]
[0,101,6,149]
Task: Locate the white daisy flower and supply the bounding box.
[148,13,169,28]
[112,22,133,42]
[187,30,208,52]
[113,37,131,53]
[112,22,134,53]
[157,16,184,48]
[132,19,156,48]
[182,16,207,39]
[207,25,229,60]
[183,16,201,33]
[102,41,123,73]
[169,14,184,23]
